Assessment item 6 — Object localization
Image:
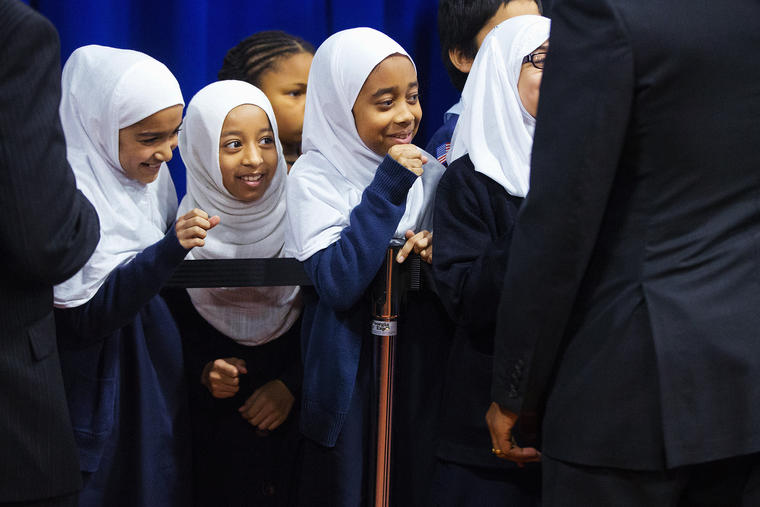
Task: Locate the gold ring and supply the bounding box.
[491,448,503,455]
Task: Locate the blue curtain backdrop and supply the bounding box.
[24,0,461,197]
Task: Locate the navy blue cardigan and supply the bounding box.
[55,228,191,507]
[431,154,527,469]
[299,155,418,447]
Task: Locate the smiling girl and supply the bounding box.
[52,45,218,507]
[219,31,315,171]
[172,80,302,507]
[284,27,444,506]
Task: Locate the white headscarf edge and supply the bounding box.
[448,15,551,197]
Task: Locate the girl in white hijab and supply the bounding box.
[52,45,218,507]
[174,80,301,506]
[431,15,550,507]
[284,27,444,506]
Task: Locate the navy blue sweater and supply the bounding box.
[432,154,526,468]
[299,155,418,447]
[55,228,191,507]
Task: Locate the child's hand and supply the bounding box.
[388,144,427,176]
[396,229,433,264]
[175,208,220,250]
[201,357,247,399]
[238,380,295,431]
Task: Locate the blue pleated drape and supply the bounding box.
[25,0,462,196]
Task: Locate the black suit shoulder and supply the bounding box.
[0,0,99,286]
[0,0,43,38]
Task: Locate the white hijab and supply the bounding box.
[178,80,300,346]
[448,15,551,197]
[284,27,443,261]
[54,45,183,308]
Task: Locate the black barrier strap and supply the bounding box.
[166,258,312,288]
[165,255,436,291]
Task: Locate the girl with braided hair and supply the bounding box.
[219,31,314,171]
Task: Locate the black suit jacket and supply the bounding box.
[0,1,100,501]
[492,0,760,470]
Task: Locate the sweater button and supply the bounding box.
[262,482,276,497]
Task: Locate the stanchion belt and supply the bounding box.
[165,255,432,290]
[166,258,312,288]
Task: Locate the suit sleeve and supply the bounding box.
[491,0,634,414]
[0,8,100,285]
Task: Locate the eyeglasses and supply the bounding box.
[522,52,547,70]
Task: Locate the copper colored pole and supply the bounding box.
[374,248,397,507]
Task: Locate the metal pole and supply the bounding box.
[370,247,399,507]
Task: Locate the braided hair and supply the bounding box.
[218,31,315,86]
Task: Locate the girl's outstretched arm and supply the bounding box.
[57,211,219,347]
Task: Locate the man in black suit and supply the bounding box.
[0,1,100,505]
[486,0,760,504]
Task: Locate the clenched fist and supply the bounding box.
[388,144,427,176]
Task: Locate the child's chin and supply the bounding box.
[236,187,268,203]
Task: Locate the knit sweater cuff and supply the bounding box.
[370,154,419,206]
[157,225,192,269]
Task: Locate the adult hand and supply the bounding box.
[396,229,433,264]
[388,144,427,176]
[175,208,220,250]
[201,357,247,399]
[238,380,295,431]
[485,402,541,466]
